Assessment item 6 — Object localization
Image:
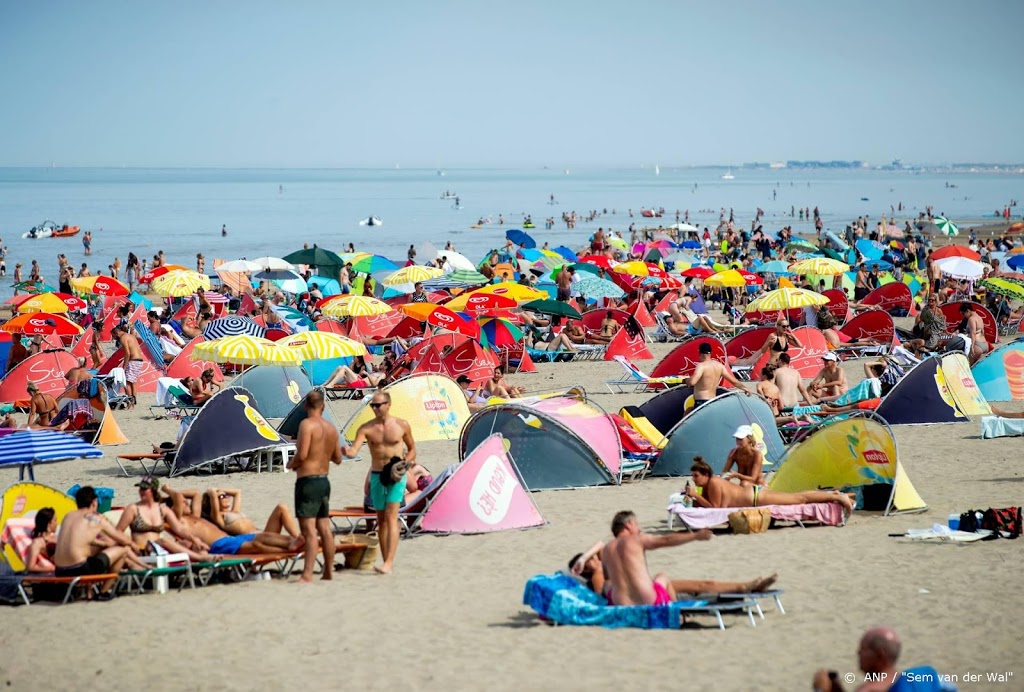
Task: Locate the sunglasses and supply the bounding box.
[369,402,387,409]
[218,493,229,500]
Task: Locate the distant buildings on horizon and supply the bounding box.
[739,159,1023,173]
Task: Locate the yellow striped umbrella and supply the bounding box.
[151,270,211,297]
[281,332,367,360]
[746,287,828,313]
[192,335,302,366]
[788,257,849,276]
[319,295,393,318]
[382,265,444,286]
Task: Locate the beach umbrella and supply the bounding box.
[434,250,476,272]
[139,264,189,285]
[151,270,211,297]
[884,224,904,239]
[522,299,582,320]
[664,252,699,265]
[670,223,699,232]
[551,246,577,261]
[785,239,817,253]
[193,335,302,366]
[577,255,617,271]
[632,275,684,290]
[250,256,295,272]
[505,229,536,249]
[281,332,367,360]
[270,272,308,295]
[789,257,850,276]
[754,260,794,275]
[746,287,828,313]
[349,254,398,274]
[978,278,1024,301]
[384,265,445,287]
[70,274,130,297]
[605,237,628,251]
[855,239,886,261]
[518,249,544,263]
[457,292,518,315]
[15,292,84,313]
[1004,254,1024,271]
[677,240,700,250]
[478,317,524,349]
[202,316,266,340]
[11,281,55,295]
[216,259,263,273]
[706,269,763,287]
[931,245,980,261]
[934,256,984,280]
[0,312,84,336]
[282,247,346,270]
[575,275,625,300]
[0,429,102,481]
[319,295,393,318]
[443,268,490,285]
[459,282,546,305]
[681,266,716,279]
[398,303,480,338]
[613,261,667,278]
[934,216,959,236]
[306,275,341,297]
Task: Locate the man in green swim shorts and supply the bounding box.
[342,391,416,575]
[288,391,343,584]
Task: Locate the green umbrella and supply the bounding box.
[979,277,1024,300]
[282,247,346,270]
[446,269,489,285]
[785,239,818,253]
[546,262,600,281]
[12,281,55,294]
[349,254,398,274]
[934,216,959,236]
[522,299,582,319]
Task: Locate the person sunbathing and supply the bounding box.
[756,365,799,425]
[596,510,777,607]
[25,381,58,427]
[115,477,212,562]
[686,457,854,515]
[721,425,766,487]
[990,405,1024,419]
[773,353,817,408]
[324,356,386,388]
[30,398,94,432]
[161,483,303,556]
[487,367,525,398]
[749,319,803,367]
[360,461,432,511]
[189,368,220,405]
[569,537,777,600]
[24,508,58,573]
[807,352,848,401]
[202,487,300,539]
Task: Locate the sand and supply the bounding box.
[1,341,1022,692]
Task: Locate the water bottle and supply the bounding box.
[681,480,694,508]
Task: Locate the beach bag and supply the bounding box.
[728,508,771,534]
[380,456,409,487]
[339,531,379,571]
[981,507,1022,539]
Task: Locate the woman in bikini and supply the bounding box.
[752,318,803,366]
[115,476,212,561]
[202,488,300,539]
[26,381,58,427]
[721,426,766,488]
[323,356,386,388]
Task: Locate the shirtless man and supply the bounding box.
[773,353,816,409]
[190,368,220,405]
[288,390,343,583]
[342,391,416,575]
[64,357,92,388]
[683,342,749,409]
[721,425,765,487]
[555,265,571,302]
[807,352,848,401]
[54,486,147,598]
[686,458,854,515]
[112,324,143,406]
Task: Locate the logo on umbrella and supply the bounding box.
[423,399,448,411]
[96,280,110,291]
[434,313,454,323]
[863,450,890,465]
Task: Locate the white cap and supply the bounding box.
[733,425,753,439]
[822,352,839,362]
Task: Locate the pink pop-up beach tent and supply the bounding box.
[417,433,546,534]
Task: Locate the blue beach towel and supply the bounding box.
[522,573,706,629]
[791,378,881,418]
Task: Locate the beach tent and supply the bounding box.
[170,386,286,477]
[342,373,470,443]
[649,337,728,382]
[875,356,968,425]
[939,352,991,416]
[862,282,913,316]
[750,326,831,379]
[69,328,93,362]
[459,396,619,490]
[277,392,339,438]
[839,310,896,345]
[603,317,653,362]
[442,340,499,385]
[579,308,631,332]
[972,338,1024,401]
[769,412,927,515]
[165,337,225,382]
[54,384,128,446]
[635,385,727,438]
[939,301,998,347]
[0,482,77,570]
[822,288,850,324]
[417,433,546,534]
[0,332,12,379]
[0,350,79,401]
[652,391,785,477]
[232,365,311,418]
[344,312,404,339]
[97,339,165,393]
[410,345,452,377]
[725,327,774,365]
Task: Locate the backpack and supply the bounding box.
[981,507,1022,539]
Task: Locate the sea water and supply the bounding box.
[0,166,1019,299]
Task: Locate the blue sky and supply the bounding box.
[1,1,1020,167]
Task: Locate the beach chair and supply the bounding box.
[246,541,370,578]
[998,313,1023,337]
[329,465,456,536]
[150,377,202,419]
[115,452,168,477]
[99,368,132,410]
[605,355,685,394]
[526,347,576,364]
[651,312,690,343]
[610,413,657,481]
[118,552,196,595]
[666,495,846,531]
[324,382,376,401]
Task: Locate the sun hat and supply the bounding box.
[733,424,753,439]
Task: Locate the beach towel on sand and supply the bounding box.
[980,416,1024,439]
[523,573,706,629]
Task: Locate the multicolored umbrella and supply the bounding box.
[1,312,84,336]
[15,292,86,313]
[383,265,445,286]
[151,270,212,298]
[746,287,828,313]
[447,283,546,310]
[456,292,518,315]
[202,316,266,340]
[349,254,398,274]
[978,277,1024,300]
[139,264,189,285]
[478,317,524,349]
[399,303,480,338]
[69,275,130,297]
[281,332,367,360]
[552,246,577,261]
[11,281,55,295]
[193,335,302,366]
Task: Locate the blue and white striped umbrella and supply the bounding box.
[0,429,102,480]
[203,316,266,340]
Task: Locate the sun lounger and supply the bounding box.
[666,502,845,530]
[526,347,576,364]
[324,383,376,401]
[605,355,685,394]
[119,553,196,595]
[980,415,1024,439]
[248,541,369,578]
[16,573,120,605]
[115,453,168,477]
[523,573,759,630]
[715,589,786,619]
[330,465,456,535]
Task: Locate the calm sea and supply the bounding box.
[0,166,1019,298]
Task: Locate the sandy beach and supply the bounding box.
[1,338,1021,692]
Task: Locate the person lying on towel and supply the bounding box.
[586,510,777,607]
[685,457,855,515]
